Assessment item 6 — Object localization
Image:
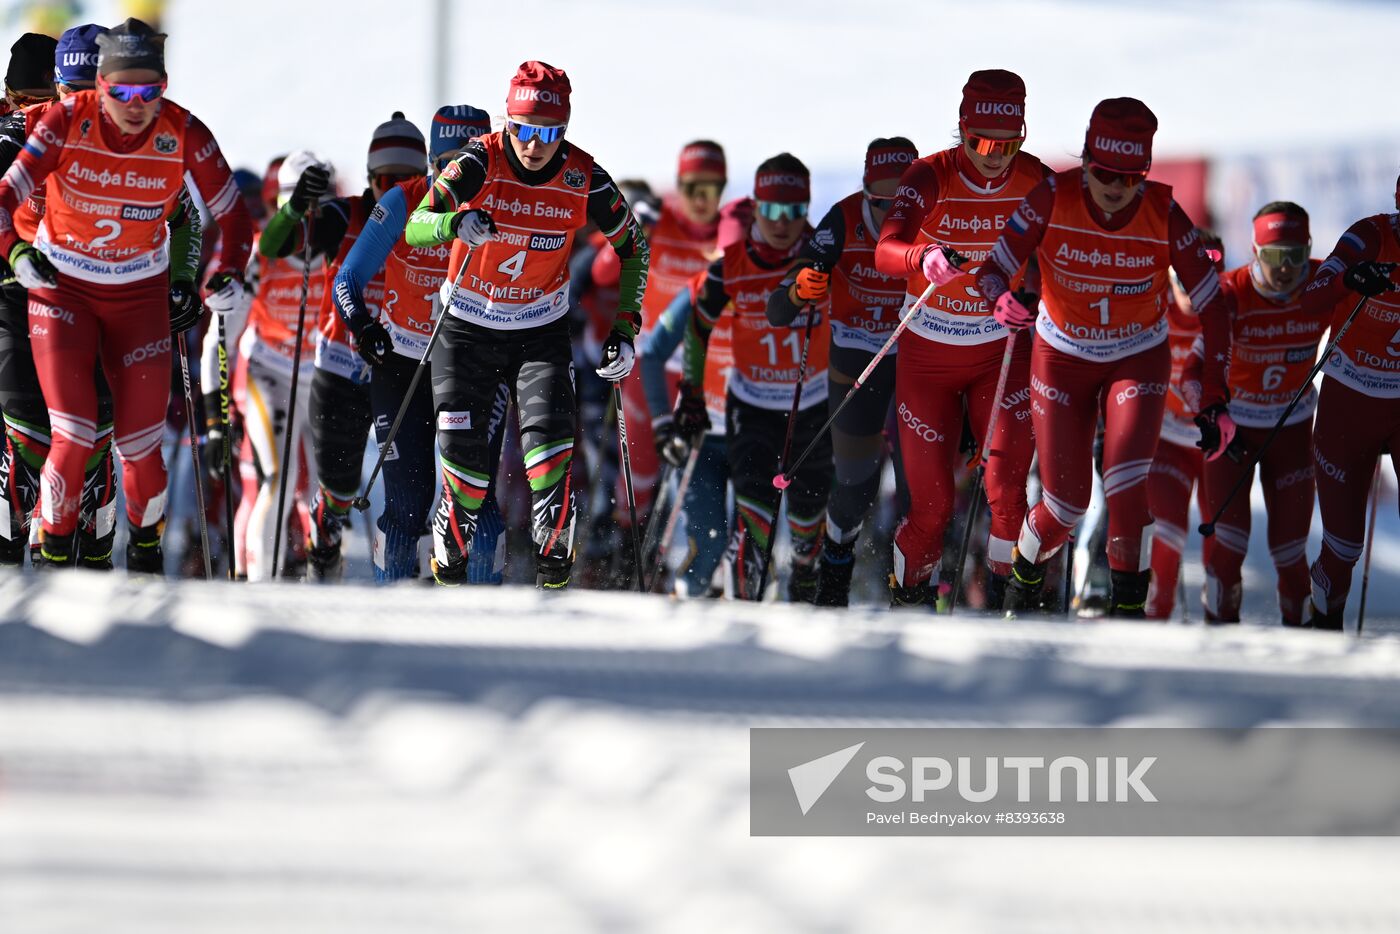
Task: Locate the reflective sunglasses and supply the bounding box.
[97,74,166,104]
[373,170,420,188]
[680,179,725,199]
[864,189,896,211]
[756,201,808,222]
[964,131,1024,158]
[1088,164,1148,188]
[1255,243,1310,268]
[507,121,566,144]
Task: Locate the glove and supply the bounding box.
[792,266,829,303]
[652,414,690,468]
[1194,403,1241,463]
[920,245,963,287]
[168,280,203,334]
[595,330,635,381]
[452,209,498,248]
[993,289,1037,331]
[9,243,57,290]
[673,380,709,441]
[202,394,227,482]
[204,270,248,317]
[288,164,331,214]
[1343,261,1396,298]
[354,319,392,367]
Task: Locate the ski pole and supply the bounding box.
[175,331,213,580]
[637,459,675,589]
[611,381,646,593]
[648,441,702,594]
[1201,291,1375,536]
[217,313,237,580]
[354,252,472,512]
[271,221,312,580]
[1357,461,1382,635]
[947,326,1020,613]
[756,302,818,600]
[772,250,965,492]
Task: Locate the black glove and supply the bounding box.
[652,415,689,468]
[354,319,392,367]
[1343,261,1396,298]
[289,165,331,214]
[673,380,709,442]
[1193,402,1242,463]
[168,280,203,334]
[202,395,227,482]
[595,329,635,381]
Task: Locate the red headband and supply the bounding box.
[754,170,809,203]
[864,145,916,186]
[678,143,725,178]
[1253,212,1309,246]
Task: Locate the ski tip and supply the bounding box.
[771,473,791,490]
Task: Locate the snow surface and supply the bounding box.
[3,572,1400,933]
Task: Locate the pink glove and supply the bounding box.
[1194,405,1239,463]
[992,290,1036,331]
[920,246,961,287]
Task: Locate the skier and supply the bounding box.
[874,70,1049,608]
[975,97,1232,617]
[1298,175,1400,630]
[0,17,252,571]
[1200,203,1325,625]
[256,113,428,580]
[676,154,828,600]
[1143,231,1224,619]
[766,137,917,606]
[333,103,509,584]
[406,61,650,589]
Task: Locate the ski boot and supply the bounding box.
[814,534,856,607]
[1108,569,1151,619]
[35,530,76,571]
[125,522,165,576]
[788,562,820,604]
[1306,601,1344,632]
[307,493,347,582]
[888,573,934,609]
[537,553,572,591]
[984,572,1010,613]
[1002,549,1047,618]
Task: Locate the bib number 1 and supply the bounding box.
[1090,296,1110,326]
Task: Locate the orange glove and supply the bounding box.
[793,266,830,303]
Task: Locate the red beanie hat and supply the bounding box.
[1085,97,1157,174]
[864,139,917,187]
[678,141,726,178]
[507,61,571,124]
[959,69,1026,134]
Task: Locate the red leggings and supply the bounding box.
[1200,420,1314,624]
[1145,437,1203,619]
[28,273,170,536]
[1021,339,1169,572]
[892,331,1033,584]
[1310,377,1400,612]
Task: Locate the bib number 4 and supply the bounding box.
[496,250,527,282]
